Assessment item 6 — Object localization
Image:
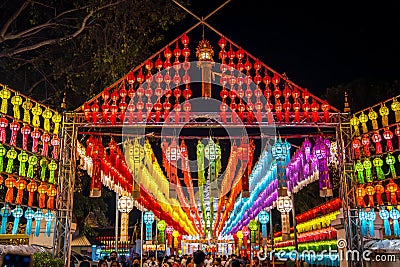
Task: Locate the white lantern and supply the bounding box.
[118,196,134,213]
[277,196,292,213]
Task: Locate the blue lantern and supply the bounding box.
[44,210,54,237]
[143,211,155,241]
[367,210,376,237]
[24,207,35,236]
[359,210,367,236]
[258,210,270,238]
[0,204,11,234]
[272,138,290,188]
[34,209,44,237]
[11,205,23,235]
[389,208,400,237]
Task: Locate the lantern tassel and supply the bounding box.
[376,167,385,180]
[12,217,20,234]
[26,219,33,236]
[262,224,267,238]
[394,220,400,237]
[365,169,372,183]
[1,216,8,234]
[35,219,41,237]
[6,158,13,173]
[361,218,367,236]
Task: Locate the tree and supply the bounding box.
[0,0,187,107]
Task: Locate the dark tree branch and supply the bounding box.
[27,77,44,93]
[0,1,30,40]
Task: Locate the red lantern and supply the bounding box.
[386,179,398,205]
[91,100,99,123]
[41,133,51,156]
[352,138,362,159]
[395,125,400,149]
[361,135,371,157]
[311,100,320,122]
[47,184,57,210]
[372,131,382,154]
[0,117,8,143]
[9,121,20,147]
[383,127,394,151]
[21,124,31,150]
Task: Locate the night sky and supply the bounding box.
[168,0,400,97]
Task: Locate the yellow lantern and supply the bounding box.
[391,98,400,122]
[0,85,11,114]
[31,104,42,128]
[350,115,360,136]
[379,104,390,127]
[11,94,23,120]
[52,112,62,135]
[42,108,53,132]
[22,99,33,124]
[368,109,378,130]
[358,112,369,134]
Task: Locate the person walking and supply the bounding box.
[79,256,90,267]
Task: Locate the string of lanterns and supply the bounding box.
[79,33,335,125]
[0,204,54,237]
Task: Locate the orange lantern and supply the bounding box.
[375,182,385,206]
[27,180,37,206]
[15,179,27,205]
[47,185,57,210]
[356,184,366,208]
[365,183,375,207]
[386,179,398,206]
[38,182,48,209]
[5,175,16,203]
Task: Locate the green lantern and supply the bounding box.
[355,161,365,184]
[27,155,38,178]
[157,220,167,243]
[6,148,17,173]
[0,144,6,173]
[386,154,396,179]
[40,158,48,181]
[373,158,385,180]
[363,159,373,182]
[17,151,29,176]
[48,160,57,184]
[248,219,259,243]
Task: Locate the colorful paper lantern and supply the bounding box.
[359,112,369,134]
[0,85,11,114]
[15,178,27,205]
[143,211,155,241]
[44,210,54,237]
[258,210,270,238]
[24,207,35,236]
[27,180,38,207]
[11,94,22,120]
[48,160,57,184]
[0,204,11,234]
[359,210,368,236]
[379,208,391,236]
[6,148,17,173]
[27,155,38,179]
[47,185,57,210]
[391,99,400,122]
[22,99,32,124]
[31,104,42,128]
[385,153,396,178]
[367,210,376,237]
[368,109,379,130]
[248,220,258,243]
[11,205,23,234]
[375,182,385,206]
[21,124,31,150]
[379,104,390,127]
[18,151,28,177]
[5,175,16,203]
[389,208,400,237]
[52,112,62,135]
[40,158,48,181]
[365,184,375,207]
[386,179,398,205]
[9,121,20,146]
[363,159,373,182]
[373,158,385,180]
[350,115,360,136]
[38,182,48,208]
[356,185,366,207]
[34,209,44,237]
[157,220,167,243]
[42,108,53,132]
[354,161,364,184]
[383,128,394,151]
[0,144,6,172]
[352,139,362,159]
[372,131,382,154]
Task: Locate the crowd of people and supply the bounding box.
[92,250,270,267]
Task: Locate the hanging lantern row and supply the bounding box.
[296,198,342,224]
[1,175,57,209]
[83,137,133,197]
[0,204,54,237]
[359,207,400,237]
[0,85,62,134]
[137,186,187,235]
[296,211,340,234]
[123,139,198,235]
[351,97,400,136]
[354,153,399,184]
[0,118,60,159]
[352,124,400,159]
[0,144,58,183]
[287,138,337,197]
[356,179,400,207]
[80,33,334,125]
[274,227,337,248]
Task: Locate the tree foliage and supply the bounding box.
[0,0,186,108]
